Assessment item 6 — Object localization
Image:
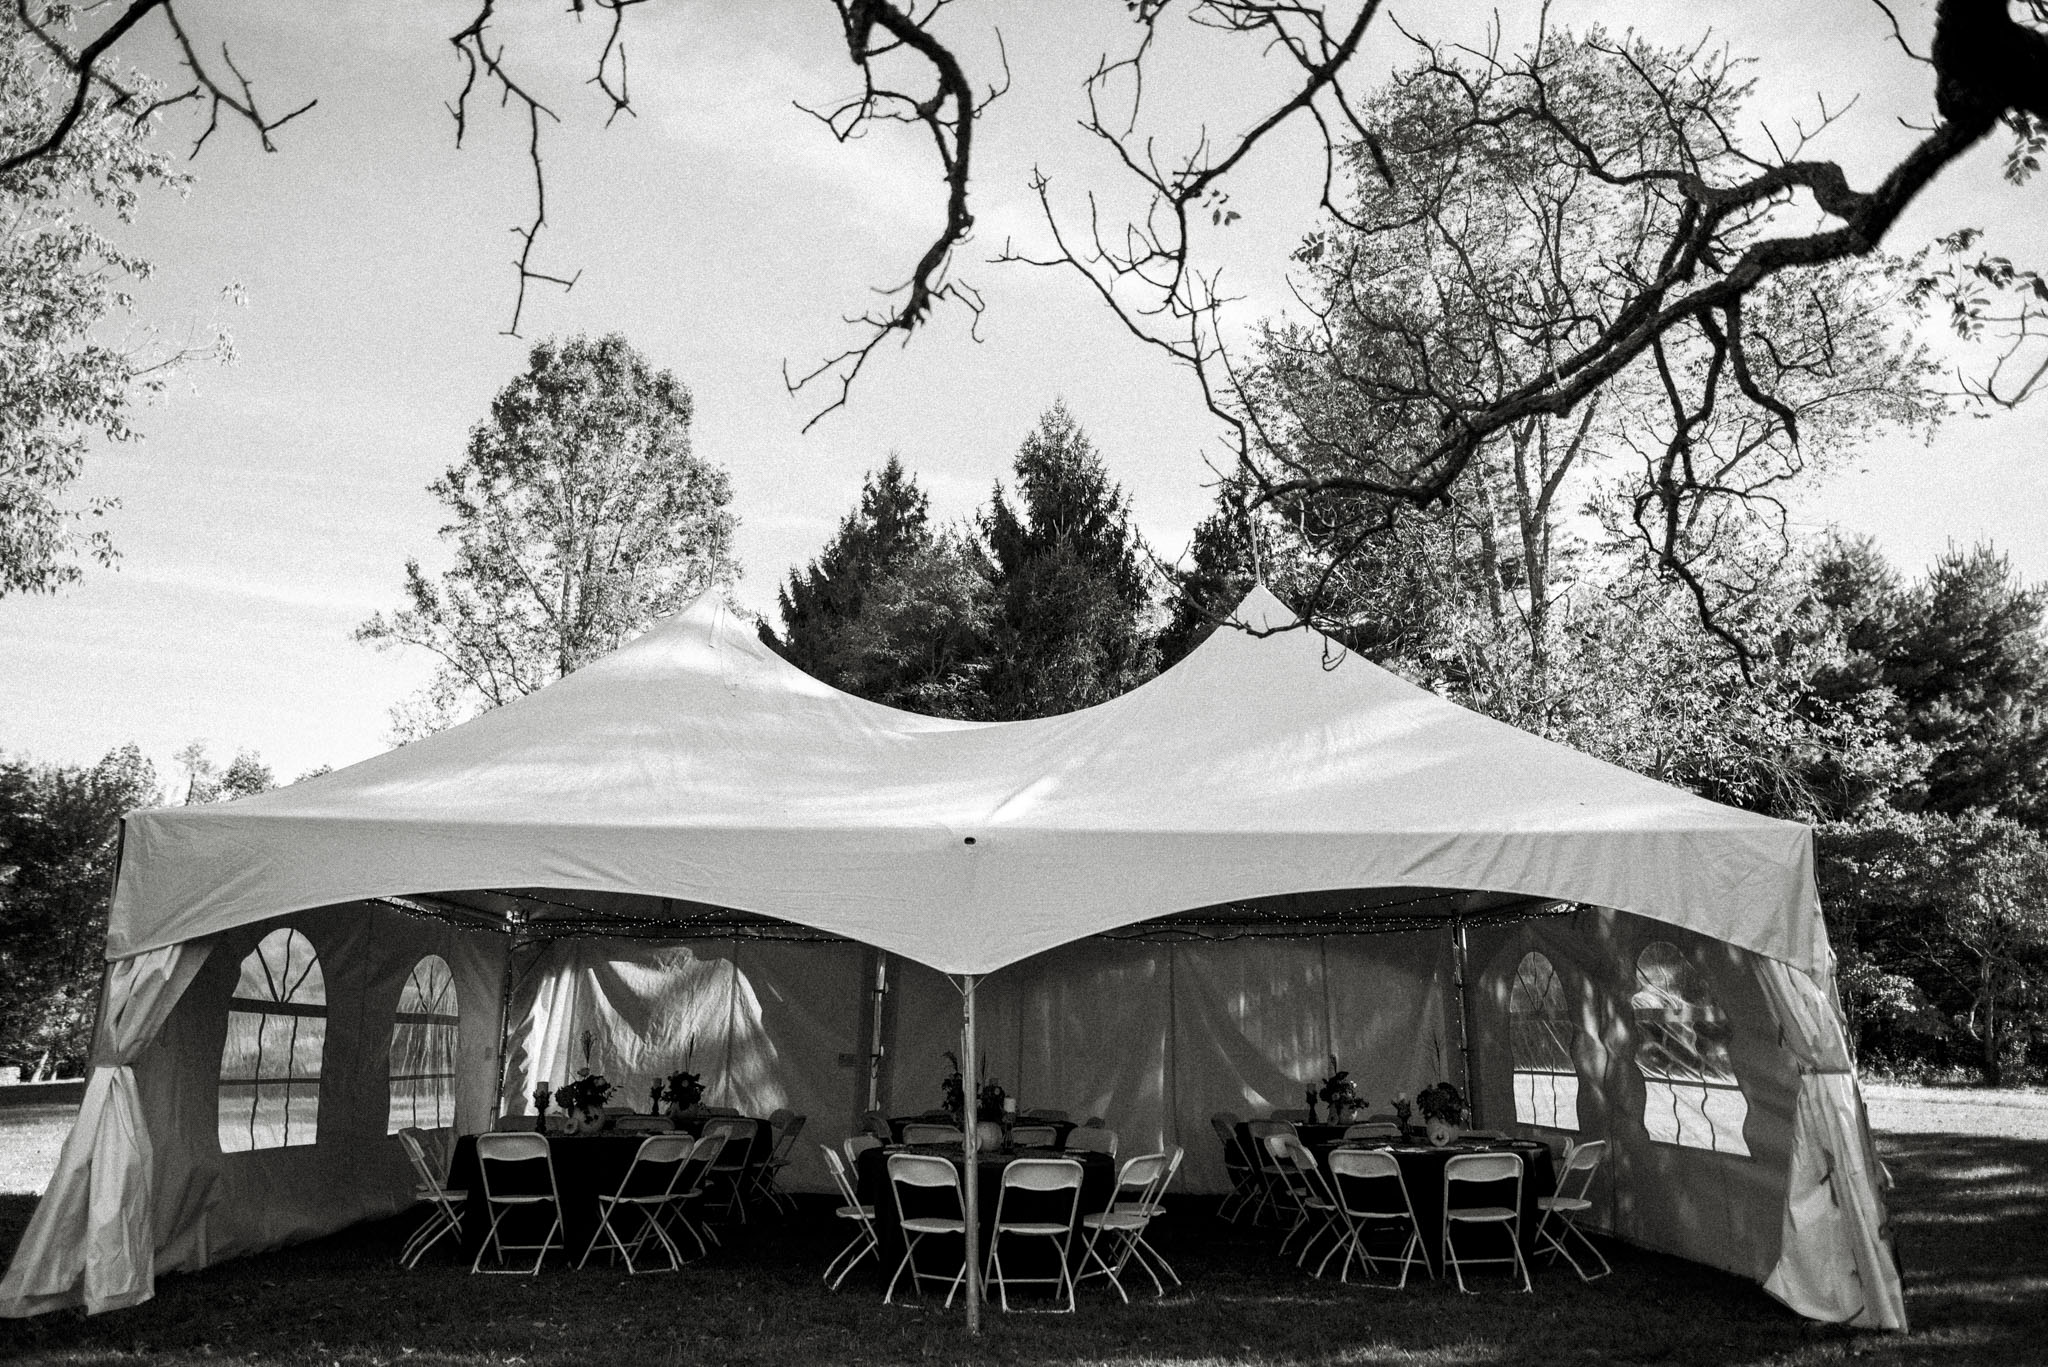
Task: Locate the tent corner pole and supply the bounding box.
[1452,917,1479,1129]
[959,972,982,1334]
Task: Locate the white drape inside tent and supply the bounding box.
[0,945,210,1317]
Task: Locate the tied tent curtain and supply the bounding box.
[0,943,211,1317]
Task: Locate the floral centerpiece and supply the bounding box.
[941,1051,966,1123]
[1318,1057,1364,1123]
[977,1077,1008,1124]
[656,1068,705,1119]
[1415,1081,1467,1147]
[556,1068,614,1135]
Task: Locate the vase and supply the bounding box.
[974,1120,1005,1151]
[1425,1117,1459,1148]
[569,1104,607,1137]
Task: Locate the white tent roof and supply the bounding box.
[109,586,1823,975]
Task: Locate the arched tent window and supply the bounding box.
[388,955,460,1133]
[1508,951,1580,1130]
[218,928,325,1152]
[1632,941,1750,1156]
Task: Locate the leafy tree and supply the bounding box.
[1820,807,2048,1083]
[979,403,1156,719]
[0,11,230,597]
[0,744,159,1073]
[357,333,739,735]
[218,751,274,800]
[1240,30,1940,662]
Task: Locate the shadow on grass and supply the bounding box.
[2,1132,2045,1366]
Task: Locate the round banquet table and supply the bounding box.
[855,1144,1117,1291]
[444,1121,770,1264]
[1312,1136,1557,1273]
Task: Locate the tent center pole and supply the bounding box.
[1452,917,1479,1128]
[959,972,982,1334]
[866,952,891,1114]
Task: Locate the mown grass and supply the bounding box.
[1,1122,2045,1365]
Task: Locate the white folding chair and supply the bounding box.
[1342,1121,1403,1141]
[658,1130,728,1257]
[1534,1139,1611,1280]
[1009,1124,1059,1148]
[1211,1112,1261,1223]
[1267,1135,1345,1271]
[1443,1151,1531,1293]
[858,1109,892,1141]
[1325,1148,1429,1286]
[845,1133,882,1168]
[1064,1125,1118,1159]
[701,1117,759,1221]
[397,1127,465,1268]
[1078,1150,1171,1301]
[1245,1119,1295,1224]
[820,1143,881,1290]
[578,1134,693,1272]
[470,1132,562,1275]
[984,1157,1085,1312]
[884,1152,969,1306]
[751,1110,807,1213]
[901,1123,964,1146]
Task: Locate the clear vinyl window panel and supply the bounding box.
[1632,940,1750,1156]
[1508,951,1581,1131]
[388,954,459,1134]
[218,928,326,1152]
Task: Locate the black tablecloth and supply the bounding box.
[1314,1137,1556,1272]
[855,1145,1116,1288]
[446,1122,770,1265]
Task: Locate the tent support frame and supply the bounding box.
[958,972,983,1334]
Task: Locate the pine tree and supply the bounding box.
[979,403,1156,719]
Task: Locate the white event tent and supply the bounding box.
[0,587,1903,1328]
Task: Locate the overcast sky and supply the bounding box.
[2,0,2043,787]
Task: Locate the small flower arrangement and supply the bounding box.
[1416,1081,1466,1125]
[1318,1056,1363,1117]
[555,1068,614,1114]
[941,1051,966,1118]
[977,1077,1008,1123]
[656,1069,705,1114]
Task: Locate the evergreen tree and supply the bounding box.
[766,458,993,716]
[768,456,933,676]
[1891,545,2048,822]
[979,403,1156,719]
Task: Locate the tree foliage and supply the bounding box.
[0,744,158,1073]
[771,403,1156,721]
[0,10,229,597]
[979,403,1155,719]
[357,333,739,736]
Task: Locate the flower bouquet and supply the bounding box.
[941,1051,966,1123]
[657,1068,705,1119]
[556,1068,615,1136]
[1416,1081,1467,1147]
[1318,1056,1364,1123]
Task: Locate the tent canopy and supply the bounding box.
[110,586,1822,975]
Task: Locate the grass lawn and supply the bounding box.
[0,1092,2044,1365]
